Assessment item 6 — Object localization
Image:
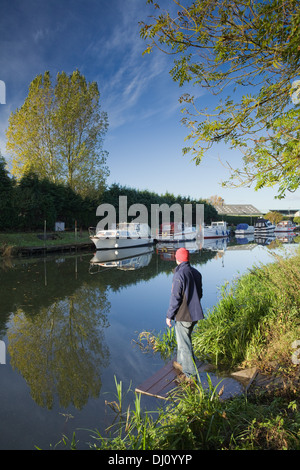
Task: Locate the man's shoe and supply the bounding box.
[175,373,197,388]
[175,373,187,384]
[175,373,194,384]
[173,361,183,372]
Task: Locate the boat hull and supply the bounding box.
[235,231,254,236]
[203,228,229,239]
[90,237,153,250]
[254,227,275,234]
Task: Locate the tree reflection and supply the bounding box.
[7,282,110,410]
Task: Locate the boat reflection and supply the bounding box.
[156,240,201,261]
[156,238,230,261]
[275,232,297,243]
[89,245,154,272]
[254,232,298,246]
[202,237,229,251]
[235,234,255,244]
[254,234,276,246]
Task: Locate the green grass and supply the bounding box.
[54,375,300,450]
[0,231,92,253]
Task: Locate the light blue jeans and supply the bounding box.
[175,321,198,378]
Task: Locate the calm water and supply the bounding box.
[0,235,298,450]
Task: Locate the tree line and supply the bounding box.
[0,158,218,232]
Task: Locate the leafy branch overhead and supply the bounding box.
[140,0,300,197]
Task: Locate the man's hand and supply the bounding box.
[166,318,172,328]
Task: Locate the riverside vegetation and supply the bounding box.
[57,246,300,450]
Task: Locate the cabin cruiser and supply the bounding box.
[89,223,153,250]
[274,220,296,232]
[254,217,275,234]
[203,221,230,239]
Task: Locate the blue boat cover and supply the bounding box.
[236,223,249,230]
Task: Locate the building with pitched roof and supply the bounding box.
[214,204,263,217]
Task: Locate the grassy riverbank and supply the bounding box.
[78,246,300,450]
[0,231,92,256]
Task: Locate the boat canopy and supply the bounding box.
[255,218,268,225]
[236,223,249,230]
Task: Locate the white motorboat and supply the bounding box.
[235,223,255,236]
[203,221,230,239]
[254,217,276,234]
[89,222,153,250]
[274,220,296,232]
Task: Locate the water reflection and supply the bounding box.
[0,234,298,449]
[0,244,219,415]
[156,238,230,262]
[2,258,110,410]
[235,231,298,246]
[89,245,154,272]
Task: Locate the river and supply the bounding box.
[0,234,298,450]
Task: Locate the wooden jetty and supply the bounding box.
[135,359,246,400]
[135,360,213,400]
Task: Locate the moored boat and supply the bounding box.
[235,223,255,236]
[203,221,230,239]
[89,222,153,250]
[254,217,275,234]
[274,220,296,232]
[157,222,198,241]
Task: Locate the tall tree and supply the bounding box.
[6,70,109,197]
[140,0,300,197]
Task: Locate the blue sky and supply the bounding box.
[0,0,299,214]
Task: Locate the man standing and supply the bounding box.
[166,247,204,382]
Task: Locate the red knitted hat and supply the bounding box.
[176,247,189,263]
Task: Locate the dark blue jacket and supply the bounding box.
[166,261,204,322]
